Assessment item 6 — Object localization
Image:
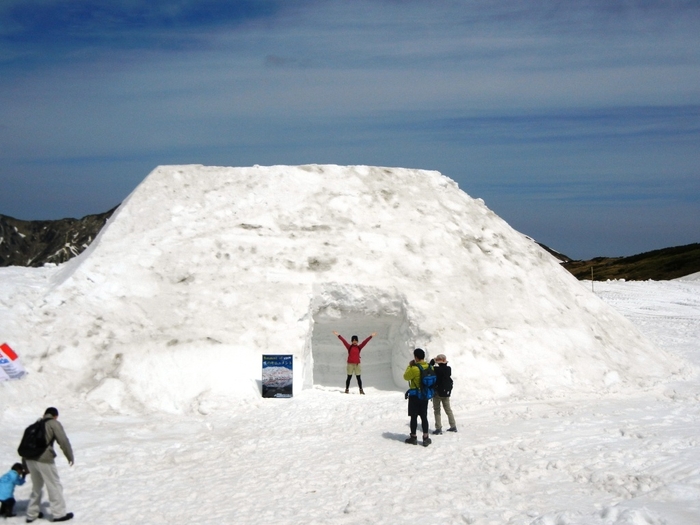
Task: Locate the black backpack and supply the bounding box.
[437,374,454,397]
[434,363,454,397]
[17,419,49,460]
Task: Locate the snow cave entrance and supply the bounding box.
[308,285,414,392]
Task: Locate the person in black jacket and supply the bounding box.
[430,354,457,434]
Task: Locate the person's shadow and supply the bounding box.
[382,432,408,442]
[11,499,43,517]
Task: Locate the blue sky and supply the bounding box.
[1,0,698,259]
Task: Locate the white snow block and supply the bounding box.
[10,165,688,413]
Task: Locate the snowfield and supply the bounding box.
[1,165,699,524]
[1,275,699,524]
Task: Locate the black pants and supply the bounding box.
[407,395,429,435]
[0,497,15,517]
[346,375,362,389]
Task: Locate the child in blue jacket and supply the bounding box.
[0,463,27,518]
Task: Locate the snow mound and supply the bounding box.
[3,165,688,413]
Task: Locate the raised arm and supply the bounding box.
[358,333,376,350]
[333,331,351,350]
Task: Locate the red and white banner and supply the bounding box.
[0,343,27,381]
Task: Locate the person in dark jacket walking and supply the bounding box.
[333,331,376,394]
[430,354,457,434]
[21,407,74,523]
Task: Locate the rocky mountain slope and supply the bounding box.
[0,208,116,267]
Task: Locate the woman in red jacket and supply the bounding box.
[333,331,376,394]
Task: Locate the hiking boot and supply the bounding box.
[344,389,349,394]
[447,427,458,432]
[432,429,443,435]
[26,513,43,523]
[404,435,418,445]
[359,389,365,395]
[422,436,432,447]
[53,513,74,522]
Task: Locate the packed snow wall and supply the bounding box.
[1,164,689,414]
[308,283,422,391]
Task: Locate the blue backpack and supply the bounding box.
[408,364,437,400]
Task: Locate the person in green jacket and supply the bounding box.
[403,348,431,447]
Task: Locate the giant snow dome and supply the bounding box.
[12,165,686,413]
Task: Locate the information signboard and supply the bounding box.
[262,354,293,398]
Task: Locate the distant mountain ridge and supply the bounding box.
[559,243,700,281]
[1,207,697,280]
[0,208,116,267]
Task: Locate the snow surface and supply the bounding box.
[1,165,699,524]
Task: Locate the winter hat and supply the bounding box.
[435,354,447,363]
[44,407,59,417]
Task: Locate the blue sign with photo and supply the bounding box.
[262,354,293,398]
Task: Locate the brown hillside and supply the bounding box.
[561,243,700,281]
